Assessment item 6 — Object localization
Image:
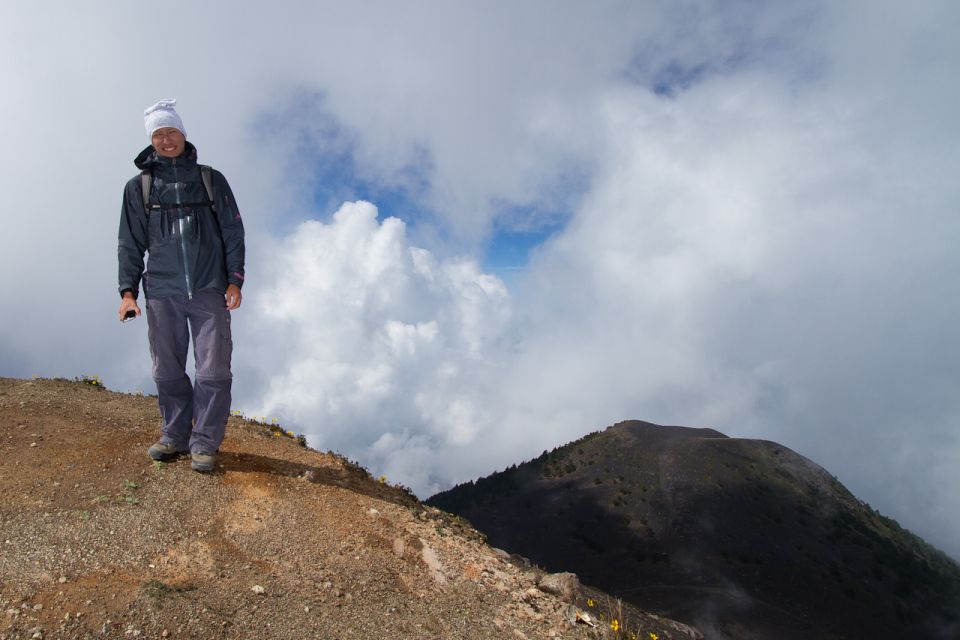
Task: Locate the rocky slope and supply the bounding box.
[429,420,960,639]
[0,379,701,640]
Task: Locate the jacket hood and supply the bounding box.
[134,140,199,171]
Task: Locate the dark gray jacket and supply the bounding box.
[118,142,245,299]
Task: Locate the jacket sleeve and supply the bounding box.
[212,169,246,289]
[118,177,148,298]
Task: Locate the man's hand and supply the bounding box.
[118,292,141,322]
[225,284,242,311]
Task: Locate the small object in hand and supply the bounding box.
[122,310,137,322]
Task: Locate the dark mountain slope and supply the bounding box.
[428,420,960,639]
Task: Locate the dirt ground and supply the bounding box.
[0,377,700,640]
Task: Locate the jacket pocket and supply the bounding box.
[145,245,179,281]
[148,210,172,247]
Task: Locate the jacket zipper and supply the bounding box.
[172,158,194,299]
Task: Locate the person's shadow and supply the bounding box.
[215,450,420,510]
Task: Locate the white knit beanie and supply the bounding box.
[144,99,186,139]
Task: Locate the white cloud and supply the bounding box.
[493,10,960,557]
[241,201,510,492]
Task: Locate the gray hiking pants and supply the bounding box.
[146,289,232,454]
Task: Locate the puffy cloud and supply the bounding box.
[239,201,509,493]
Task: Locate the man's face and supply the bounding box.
[151,127,186,158]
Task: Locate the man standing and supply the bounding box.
[118,99,245,472]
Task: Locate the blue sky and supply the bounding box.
[484,225,558,274]
[0,1,958,560]
[255,92,579,282]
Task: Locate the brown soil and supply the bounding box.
[0,378,700,640]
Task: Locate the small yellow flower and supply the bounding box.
[610,619,620,631]
[649,633,659,640]
[286,431,295,437]
[586,598,595,607]
[272,431,281,437]
[378,475,388,484]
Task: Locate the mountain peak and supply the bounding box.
[429,419,960,639]
[608,419,729,443]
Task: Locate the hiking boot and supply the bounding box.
[148,441,188,461]
[191,451,217,473]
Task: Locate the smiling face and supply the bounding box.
[151,127,186,158]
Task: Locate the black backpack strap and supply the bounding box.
[199,165,215,211]
[198,165,221,235]
[140,171,153,212]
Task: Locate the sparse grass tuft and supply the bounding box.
[582,594,667,640]
[118,479,141,506]
[75,374,105,390]
[141,579,196,602]
[231,409,307,445]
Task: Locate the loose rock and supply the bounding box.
[539,572,581,601]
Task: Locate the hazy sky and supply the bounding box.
[1,2,958,558]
